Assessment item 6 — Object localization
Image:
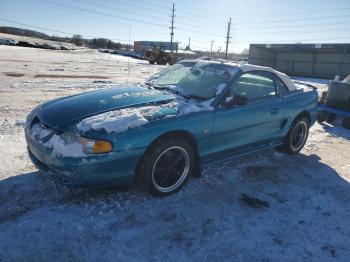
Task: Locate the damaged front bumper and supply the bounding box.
[25,127,145,188]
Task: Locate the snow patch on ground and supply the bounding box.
[1,46,350,261]
[292,76,331,85]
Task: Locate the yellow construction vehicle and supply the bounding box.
[145,46,176,65]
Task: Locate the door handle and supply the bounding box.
[270,107,279,114]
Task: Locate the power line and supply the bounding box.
[73,0,350,33]
[51,0,348,37]
[124,0,350,28]
[0,18,131,42]
[233,36,350,44]
[39,0,225,38]
[235,6,350,19]
[154,0,350,24]
[37,0,350,39]
[235,20,349,32]
[39,0,168,28]
[234,14,350,27]
[3,17,349,50]
[75,0,169,24]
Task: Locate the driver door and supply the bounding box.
[210,71,284,157]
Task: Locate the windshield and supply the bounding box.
[147,61,233,100]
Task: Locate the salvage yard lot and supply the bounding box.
[0,46,350,261]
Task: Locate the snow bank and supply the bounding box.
[291,77,330,85]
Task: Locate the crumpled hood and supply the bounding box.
[37,85,176,130]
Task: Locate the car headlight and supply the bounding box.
[60,133,112,154]
[79,137,113,154]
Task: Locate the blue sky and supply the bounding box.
[0,0,349,52]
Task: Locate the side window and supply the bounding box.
[231,72,276,101]
[275,77,290,96]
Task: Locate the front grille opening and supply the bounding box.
[30,116,40,128]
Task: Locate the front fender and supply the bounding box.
[110,111,214,158]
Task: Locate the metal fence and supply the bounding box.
[249,44,350,79]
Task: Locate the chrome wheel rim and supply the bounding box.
[152,146,190,193]
[291,122,307,151]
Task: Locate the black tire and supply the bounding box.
[137,137,195,196]
[343,117,350,130]
[317,110,327,123]
[156,60,167,65]
[149,60,155,65]
[168,57,176,65]
[325,113,337,123]
[282,117,310,154]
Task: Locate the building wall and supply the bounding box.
[249,44,350,79]
[248,45,275,67]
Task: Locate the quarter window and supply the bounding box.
[275,77,290,96]
[231,72,276,101]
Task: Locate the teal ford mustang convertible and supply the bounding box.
[25,60,318,195]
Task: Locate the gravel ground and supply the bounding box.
[0,45,349,262]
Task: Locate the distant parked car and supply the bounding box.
[0,38,17,46]
[25,60,318,195]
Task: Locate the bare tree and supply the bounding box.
[241,48,249,55]
[71,34,83,46]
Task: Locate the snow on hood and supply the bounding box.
[76,98,214,134]
[77,105,158,134]
[36,85,175,131]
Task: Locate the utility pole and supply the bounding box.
[225,17,231,59]
[170,3,175,54]
[210,41,214,56]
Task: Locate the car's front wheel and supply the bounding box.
[138,137,195,196]
[282,117,310,154]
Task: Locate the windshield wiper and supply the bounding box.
[144,82,154,90]
[153,86,201,100]
[152,84,206,101]
[185,94,206,101]
[152,85,180,95]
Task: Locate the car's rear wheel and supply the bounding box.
[317,110,327,123]
[138,137,195,196]
[325,113,337,123]
[282,117,310,154]
[343,117,350,130]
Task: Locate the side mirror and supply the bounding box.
[190,67,201,76]
[223,94,248,107]
[233,94,248,106]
